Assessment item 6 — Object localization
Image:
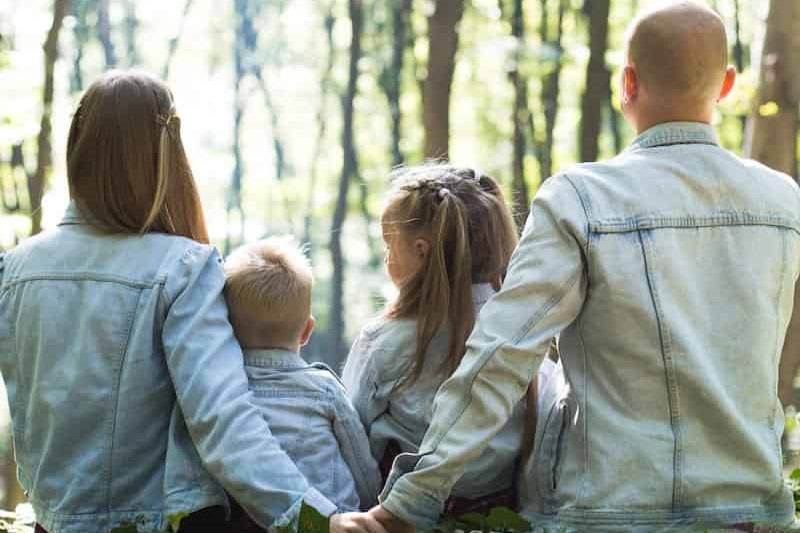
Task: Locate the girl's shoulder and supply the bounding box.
[356,316,419,354]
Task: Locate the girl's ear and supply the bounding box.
[414,238,430,259]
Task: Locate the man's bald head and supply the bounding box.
[626,2,728,104]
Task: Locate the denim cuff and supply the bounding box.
[269,488,337,533]
[380,476,443,531]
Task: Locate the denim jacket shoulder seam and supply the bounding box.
[562,173,591,255]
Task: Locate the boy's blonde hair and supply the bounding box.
[224,237,313,348]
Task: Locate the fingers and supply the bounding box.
[368,506,414,533]
[330,512,390,533]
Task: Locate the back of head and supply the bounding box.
[67,70,208,243]
[224,236,313,349]
[384,164,518,385]
[626,1,728,106]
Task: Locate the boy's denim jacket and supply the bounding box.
[0,204,336,533]
[380,122,800,531]
[342,284,527,499]
[168,348,381,513]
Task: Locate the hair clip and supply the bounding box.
[156,113,174,127]
[438,188,451,199]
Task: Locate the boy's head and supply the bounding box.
[621,1,736,132]
[224,237,315,350]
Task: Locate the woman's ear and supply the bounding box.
[414,238,430,259]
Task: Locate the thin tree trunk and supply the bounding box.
[505,0,531,228]
[29,0,69,236]
[304,7,336,253]
[579,0,610,163]
[384,0,412,167]
[226,0,247,254]
[423,0,465,160]
[538,0,567,182]
[69,0,90,94]
[744,0,800,406]
[123,0,139,66]
[329,0,363,365]
[96,0,117,68]
[162,0,194,80]
[732,0,747,138]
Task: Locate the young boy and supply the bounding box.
[222,236,381,517]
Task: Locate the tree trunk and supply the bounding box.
[123,0,139,66]
[329,0,363,366]
[96,0,117,68]
[304,7,336,254]
[423,0,465,160]
[579,0,610,163]
[69,0,90,94]
[162,0,194,80]
[28,0,69,236]
[384,0,412,167]
[744,0,800,406]
[225,0,248,254]
[537,0,567,182]
[506,0,531,228]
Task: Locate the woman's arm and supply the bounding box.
[161,245,335,531]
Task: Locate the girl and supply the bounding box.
[343,165,552,511]
[0,71,369,533]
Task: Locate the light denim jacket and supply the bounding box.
[0,204,336,533]
[170,348,381,512]
[380,122,800,531]
[342,284,527,499]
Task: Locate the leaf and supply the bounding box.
[168,512,189,532]
[485,507,532,533]
[298,502,329,533]
[791,469,800,481]
[758,101,780,117]
[455,512,486,530]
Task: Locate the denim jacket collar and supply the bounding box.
[626,121,719,152]
[59,201,102,227]
[243,348,307,369]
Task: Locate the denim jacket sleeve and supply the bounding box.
[162,245,336,531]
[379,175,589,529]
[330,382,382,509]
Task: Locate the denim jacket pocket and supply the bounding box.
[535,398,570,510]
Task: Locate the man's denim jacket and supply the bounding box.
[342,284,528,499]
[0,204,336,533]
[380,122,800,531]
[168,348,381,513]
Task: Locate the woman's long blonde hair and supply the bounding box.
[67,70,209,243]
[383,165,518,387]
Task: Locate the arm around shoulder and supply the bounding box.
[161,244,337,531]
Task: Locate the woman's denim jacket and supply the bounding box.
[379,123,800,531]
[0,204,336,533]
[342,284,528,499]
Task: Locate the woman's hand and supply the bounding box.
[330,512,390,533]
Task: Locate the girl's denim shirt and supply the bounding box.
[0,203,335,533]
[377,122,800,532]
[341,284,528,499]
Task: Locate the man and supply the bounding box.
[368,2,800,531]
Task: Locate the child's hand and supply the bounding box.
[330,512,390,533]
[367,506,413,533]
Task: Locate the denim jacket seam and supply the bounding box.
[562,174,592,256]
[637,230,684,509]
[1,273,159,291]
[105,289,143,512]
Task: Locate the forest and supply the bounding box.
[1,0,799,518]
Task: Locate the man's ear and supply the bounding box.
[622,64,639,104]
[717,66,736,102]
[414,238,430,259]
[299,316,315,347]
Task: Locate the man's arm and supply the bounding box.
[377,174,590,530]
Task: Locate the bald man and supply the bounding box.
[358,2,800,532]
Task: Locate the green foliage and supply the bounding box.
[167,512,188,533]
[109,525,137,533]
[434,507,531,533]
[298,502,329,533]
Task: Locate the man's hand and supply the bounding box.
[330,512,390,533]
[367,505,413,533]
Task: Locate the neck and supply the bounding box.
[632,104,713,135]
